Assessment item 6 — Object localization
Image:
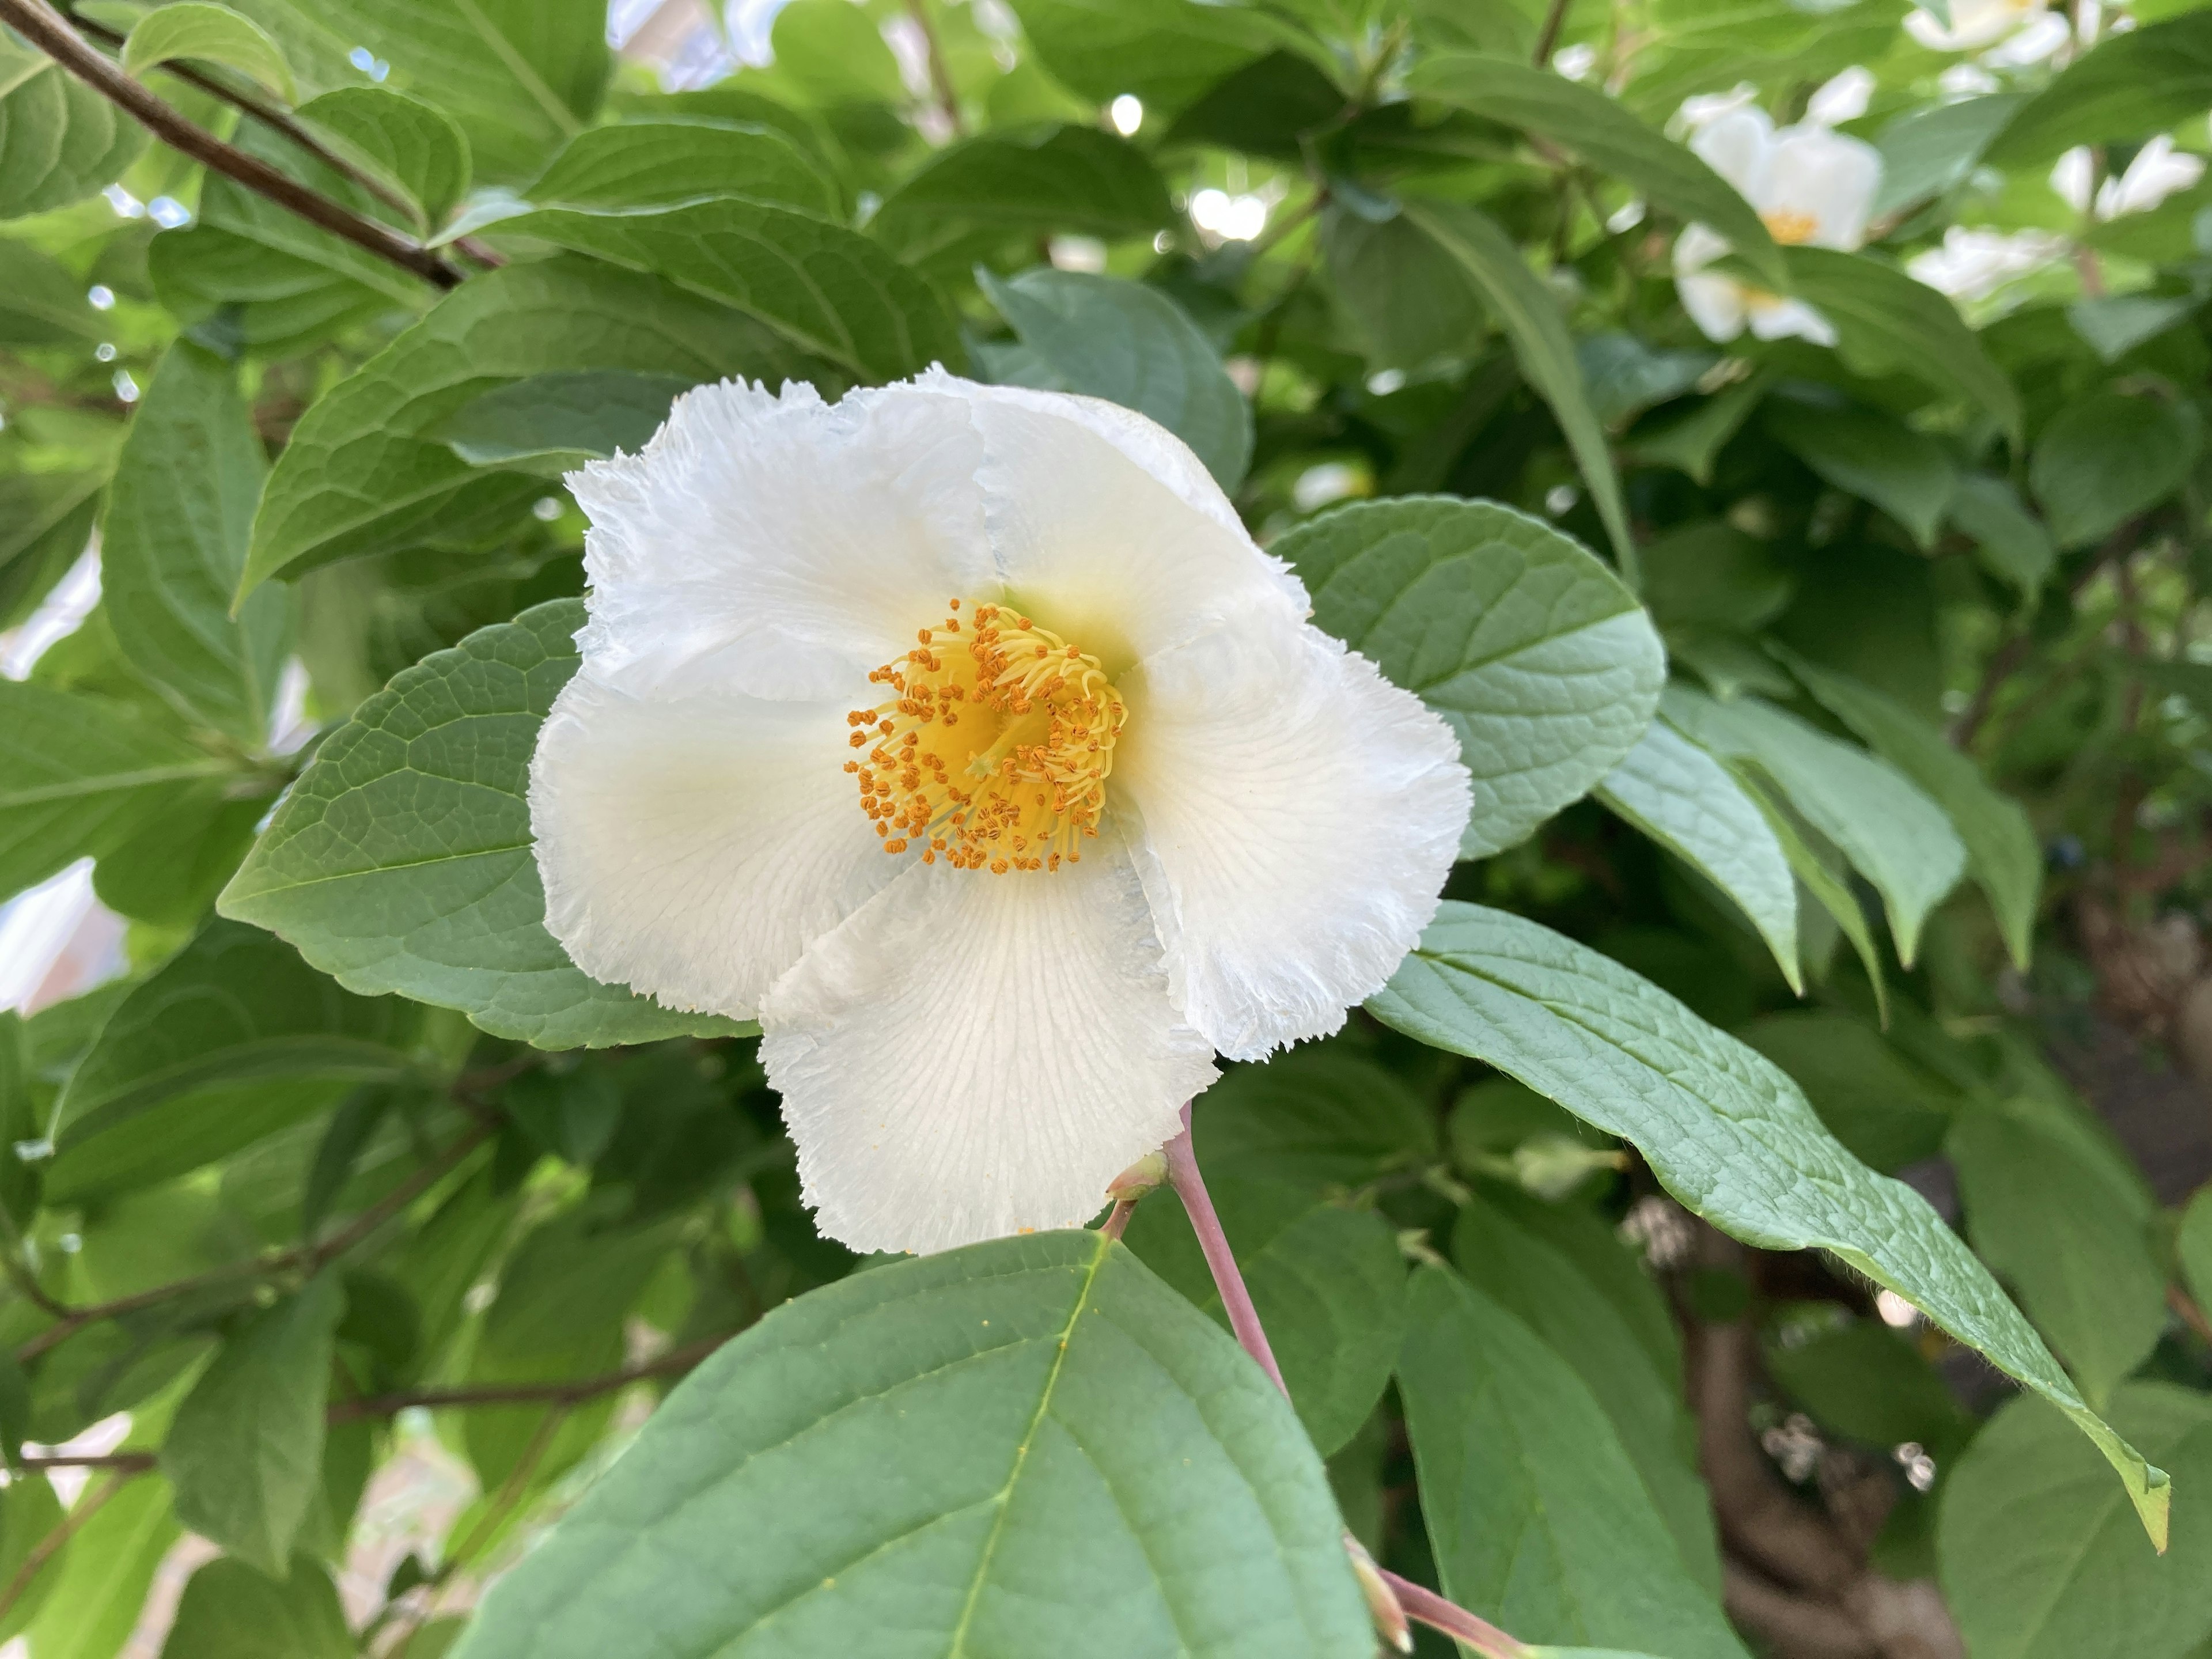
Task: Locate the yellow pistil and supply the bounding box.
[1760,208,1819,245]
[846,600,1127,873]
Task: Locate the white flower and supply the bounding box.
[1907,225,2067,300]
[2070,135,2206,219]
[1671,82,1759,139]
[1904,0,2047,52]
[1673,109,1884,347]
[1806,67,1875,127]
[527,373,1470,1255]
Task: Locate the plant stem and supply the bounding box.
[328,1331,732,1424]
[1379,1569,1527,1658]
[0,1467,133,1625]
[0,0,463,289]
[1532,0,1573,67]
[1099,1196,1138,1241]
[1161,1107,1287,1395]
[902,0,965,138]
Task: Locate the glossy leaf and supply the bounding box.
[1279,496,1665,859]
[124,3,297,101]
[978,266,1250,489]
[1369,902,2169,1545]
[453,1231,1371,1659]
[513,119,836,218]
[1399,1268,1749,1657]
[219,600,753,1049]
[101,342,289,744]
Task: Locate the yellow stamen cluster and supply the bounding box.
[1760,207,1819,245]
[846,600,1126,873]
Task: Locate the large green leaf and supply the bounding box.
[257,0,608,181]
[241,258,830,594]
[453,1231,1370,1658]
[297,86,471,228]
[1400,1268,1749,1657]
[1597,717,1800,989]
[2030,391,2200,550]
[1940,1385,2212,1659]
[1452,1199,1721,1594]
[1873,94,2024,217]
[1278,496,1665,859]
[1003,0,1283,115]
[160,1556,354,1659]
[161,1274,344,1577]
[1763,397,1957,550]
[1662,685,1964,967]
[1734,1010,1957,1173]
[0,680,234,904]
[123,2,297,101]
[873,124,1171,266]
[0,237,102,344]
[1985,12,2212,166]
[509,119,837,218]
[101,342,289,745]
[1410,53,1783,285]
[0,51,146,220]
[1782,245,2021,440]
[1400,198,1634,567]
[22,1472,179,1659]
[220,600,750,1049]
[1786,657,2041,969]
[48,921,416,1200]
[1368,902,2169,1545]
[476,199,962,385]
[977,266,1251,490]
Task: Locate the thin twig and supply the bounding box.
[18,1450,156,1472]
[18,1120,493,1363]
[1162,1108,1287,1395]
[1377,1569,1524,1658]
[0,0,461,289]
[0,1468,133,1624]
[0,1256,70,1322]
[1532,0,1573,67]
[328,1331,732,1425]
[902,0,965,139]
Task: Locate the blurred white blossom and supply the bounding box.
[1906,0,2048,52]
[1908,225,2068,299]
[1806,66,1875,127]
[2052,135,2206,219]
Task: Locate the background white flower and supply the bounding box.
[2053,135,2206,220]
[528,374,1471,1255]
[1905,0,2051,53]
[1674,108,1884,347]
[1908,225,2069,300]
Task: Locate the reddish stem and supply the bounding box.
[1162,1105,1288,1395]
[1378,1569,1526,1658]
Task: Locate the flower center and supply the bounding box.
[1761,208,1819,245]
[846,600,1127,873]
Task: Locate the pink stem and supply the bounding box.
[1099,1196,1137,1241]
[1162,1104,1287,1394]
[1378,1570,1525,1658]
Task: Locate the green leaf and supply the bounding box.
[1599,716,1801,989]
[1399,1267,1749,1657]
[1400,198,1634,570]
[472,199,962,387]
[1786,657,2041,969]
[124,3,297,101]
[2181,1188,2212,1317]
[1368,901,2170,1546]
[1985,12,2212,166]
[1782,245,2022,440]
[452,1231,1371,1658]
[2068,293,2197,366]
[160,1556,353,1659]
[219,600,750,1050]
[22,1472,179,1659]
[1948,472,2056,597]
[0,680,234,904]
[1322,206,1489,370]
[2031,391,2200,550]
[1160,49,1348,158]
[0,1013,38,1238]
[0,238,101,344]
[516,118,836,218]
[48,921,416,1201]
[241,258,831,593]
[1872,94,2024,218]
[976,266,1251,490]
[257,0,608,181]
[1949,1096,2165,1409]
[1452,1200,1722,1593]
[1751,771,1894,1018]
[161,1274,344,1577]
[90,786,266,929]
[102,342,289,744]
[1939,1385,2212,1659]
[1577,333,1717,429]
[1278,496,1666,860]
[0,1467,65,1638]
[0,54,146,220]
[1764,1318,1975,1457]
[297,86,471,226]
[1411,53,1784,286]
[1662,684,1965,967]
[1763,396,1957,550]
[1004,0,1282,115]
[435,370,692,471]
[1125,1176,1406,1457]
[873,124,1171,267]
[1734,1010,1958,1173]
[1621,376,1766,487]
[1188,1046,1437,1187]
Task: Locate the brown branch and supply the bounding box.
[328,1331,733,1425]
[18,1449,156,1472]
[1532,0,1573,67]
[0,0,461,289]
[18,1120,493,1363]
[0,1468,134,1624]
[902,0,965,138]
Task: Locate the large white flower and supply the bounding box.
[1674,108,1884,348]
[528,373,1471,1254]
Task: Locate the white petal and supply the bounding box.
[530,674,899,1021]
[1691,108,1777,206]
[567,378,994,703]
[1677,270,1749,343]
[917,373,1307,672]
[1115,619,1469,1061]
[758,838,1217,1255]
[1746,294,1839,347]
[1767,126,1882,249]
